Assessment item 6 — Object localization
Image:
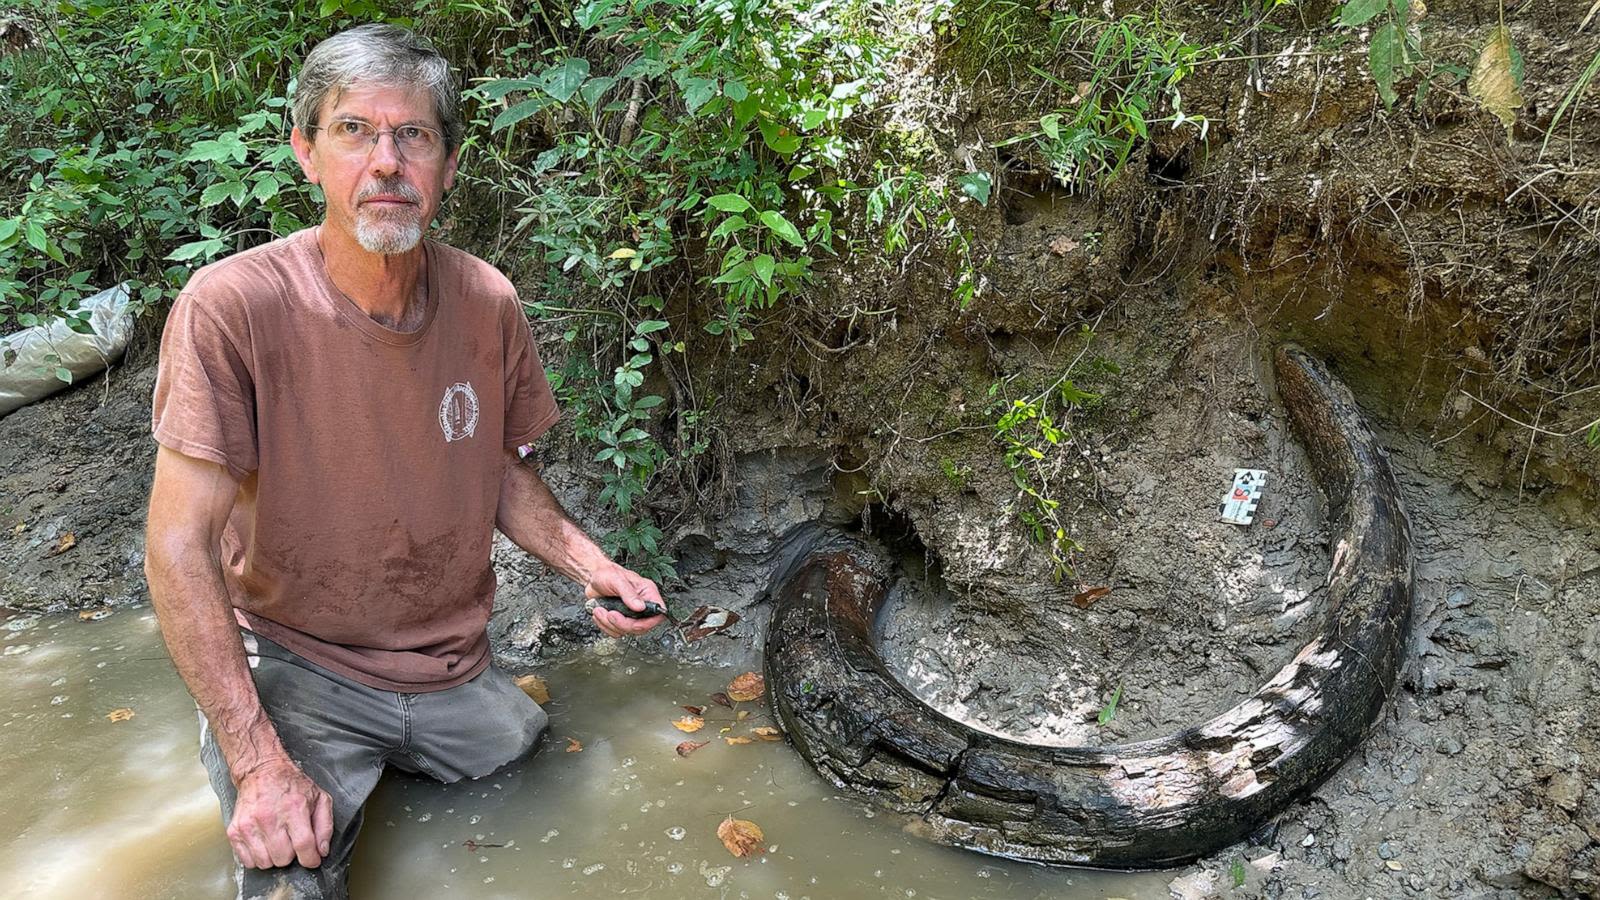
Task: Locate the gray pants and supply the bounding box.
[200,630,548,900]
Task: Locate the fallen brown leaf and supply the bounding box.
[1071,586,1112,609]
[106,708,134,722]
[1049,235,1080,256]
[675,740,709,757]
[727,672,764,703]
[681,705,705,716]
[709,692,733,708]
[680,605,742,642]
[724,735,754,745]
[514,674,551,705]
[672,715,705,733]
[565,737,583,752]
[717,816,765,857]
[751,726,782,741]
[47,531,76,557]
[78,608,112,622]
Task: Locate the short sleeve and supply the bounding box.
[151,285,259,481]
[504,309,560,450]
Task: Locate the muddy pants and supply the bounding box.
[199,630,548,900]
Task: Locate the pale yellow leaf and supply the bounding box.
[608,247,637,260]
[723,735,754,745]
[106,708,134,722]
[1468,25,1522,132]
[751,726,782,741]
[673,715,705,733]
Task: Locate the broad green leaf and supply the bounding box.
[759,210,805,248]
[493,97,549,132]
[609,247,637,259]
[167,238,223,261]
[705,193,752,213]
[541,58,591,102]
[957,172,992,206]
[24,221,46,253]
[709,215,748,240]
[1339,0,1388,27]
[55,367,73,384]
[1369,22,1402,108]
[634,319,669,335]
[723,79,748,101]
[0,219,16,244]
[478,77,539,102]
[200,182,236,208]
[801,108,828,130]
[1468,25,1522,132]
[752,253,775,287]
[678,75,718,114]
[1040,113,1061,140]
[579,75,617,107]
[758,121,801,155]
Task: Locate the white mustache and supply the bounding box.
[356,180,422,205]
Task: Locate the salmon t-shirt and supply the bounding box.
[150,228,560,692]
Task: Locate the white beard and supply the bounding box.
[355,211,422,255]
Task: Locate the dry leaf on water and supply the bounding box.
[47,532,76,557]
[681,705,705,716]
[724,735,754,745]
[514,674,550,705]
[565,737,583,753]
[675,740,709,757]
[672,715,705,733]
[717,816,765,858]
[709,692,734,709]
[751,726,781,741]
[736,709,750,722]
[78,608,112,622]
[106,708,134,722]
[727,672,764,703]
[1071,586,1112,609]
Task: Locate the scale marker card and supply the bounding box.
[1219,468,1268,525]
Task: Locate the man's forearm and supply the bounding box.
[495,459,614,587]
[145,540,290,783]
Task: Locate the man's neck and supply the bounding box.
[316,224,427,331]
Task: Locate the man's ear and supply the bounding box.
[443,143,460,192]
[289,127,321,185]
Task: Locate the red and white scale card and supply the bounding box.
[1219,468,1268,526]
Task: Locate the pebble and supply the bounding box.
[1379,842,1397,860]
[1435,736,1464,756]
[1445,587,1472,609]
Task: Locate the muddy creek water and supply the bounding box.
[1,607,1176,899]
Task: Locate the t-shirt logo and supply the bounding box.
[438,381,480,442]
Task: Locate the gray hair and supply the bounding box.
[292,24,462,153]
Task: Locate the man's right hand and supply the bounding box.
[227,757,334,869]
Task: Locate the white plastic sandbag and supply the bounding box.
[0,283,133,417]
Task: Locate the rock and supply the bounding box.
[1445,587,1472,608]
[1524,825,1592,891]
[1378,841,1397,860]
[1435,735,1464,756]
[1169,869,1220,900]
[1546,771,1584,812]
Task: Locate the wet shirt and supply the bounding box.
[151,228,559,692]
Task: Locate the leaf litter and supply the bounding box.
[717,816,765,857]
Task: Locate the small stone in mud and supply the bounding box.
[1378,842,1397,859]
[1445,587,1472,608]
[1435,736,1464,756]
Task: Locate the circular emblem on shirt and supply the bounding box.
[438,381,480,442]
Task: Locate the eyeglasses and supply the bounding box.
[307,119,446,160]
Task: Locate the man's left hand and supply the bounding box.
[584,564,667,637]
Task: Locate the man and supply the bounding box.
[144,24,665,899]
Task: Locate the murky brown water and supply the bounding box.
[1,607,1175,899]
